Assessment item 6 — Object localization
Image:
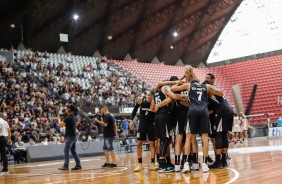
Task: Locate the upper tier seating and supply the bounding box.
[15,50,143,107]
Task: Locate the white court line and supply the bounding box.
[5,167,128,177]
[224,156,282,183]
[194,145,282,156]
[226,168,240,184]
[14,158,100,168]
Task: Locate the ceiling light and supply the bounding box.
[173,32,178,37]
[107,35,113,40]
[73,14,79,20]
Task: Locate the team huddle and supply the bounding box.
[131,66,236,173]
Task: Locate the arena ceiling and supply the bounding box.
[0,0,243,66]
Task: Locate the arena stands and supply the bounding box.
[1,48,281,144]
[110,55,282,125]
[15,50,144,107]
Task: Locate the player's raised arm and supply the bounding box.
[171,83,190,93]
[163,85,187,101]
[206,84,224,97]
[154,97,173,112]
[155,80,180,91]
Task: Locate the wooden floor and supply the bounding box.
[1,137,282,184]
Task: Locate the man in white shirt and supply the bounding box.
[0,117,12,173]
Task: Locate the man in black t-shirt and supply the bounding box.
[58,105,81,171]
[95,106,117,168]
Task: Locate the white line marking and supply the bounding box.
[14,159,100,168]
[226,168,240,184]
[4,167,128,177]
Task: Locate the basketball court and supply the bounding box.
[1,137,281,184]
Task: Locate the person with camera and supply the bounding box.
[94,106,117,168]
[58,105,82,171]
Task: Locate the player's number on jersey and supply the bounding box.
[155,96,161,105]
[197,91,203,101]
[145,111,148,115]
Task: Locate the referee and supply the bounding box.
[58,105,82,171]
[0,117,11,173]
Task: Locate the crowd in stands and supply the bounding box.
[0,49,145,163]
[0,59,69,144]
[18,50,144,107]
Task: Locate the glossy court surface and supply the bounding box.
[1,137,282,184]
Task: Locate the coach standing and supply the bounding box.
[95,106,117,168]
[58,105,82,171]
[0,117,11,173]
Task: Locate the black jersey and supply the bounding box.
[175,90,189,110]
[140,96,154,123]
[188,83,209,114]
[154,87,169,113]
[209,95,233,113]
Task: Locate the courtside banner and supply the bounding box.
[268,127,282,138]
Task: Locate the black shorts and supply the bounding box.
[154,112,173,139]
[137,122,156,141]
[209,112,216,138]
[185,113,211,134]
[170,109,178,129]
[175,108,188,135]
[213,111,234,132]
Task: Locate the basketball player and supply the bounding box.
[58,105,82,170]
[153,76,187,172]
[171,67,224,173]
[155,78,190,172]
[239,112,248,142]
[203,74,234,169]
[131,90,158,171]
[232,114,241,143]
[173,88,189,172]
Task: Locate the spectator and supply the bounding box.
[277,117,282,127]
[52,137,60,144]
[42,137,49,145]
[14,136,26,163]
[121,118,129,137]
[27,138,36,146]
[60,135,65,143]
[117,123,123,138]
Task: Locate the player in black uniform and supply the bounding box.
[173,89,189,172]
[204,73,233,169]
[152,77,186,173]
[131,90,158,171]
[171,67,224,173]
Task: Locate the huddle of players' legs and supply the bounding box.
[131,66,235,173]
